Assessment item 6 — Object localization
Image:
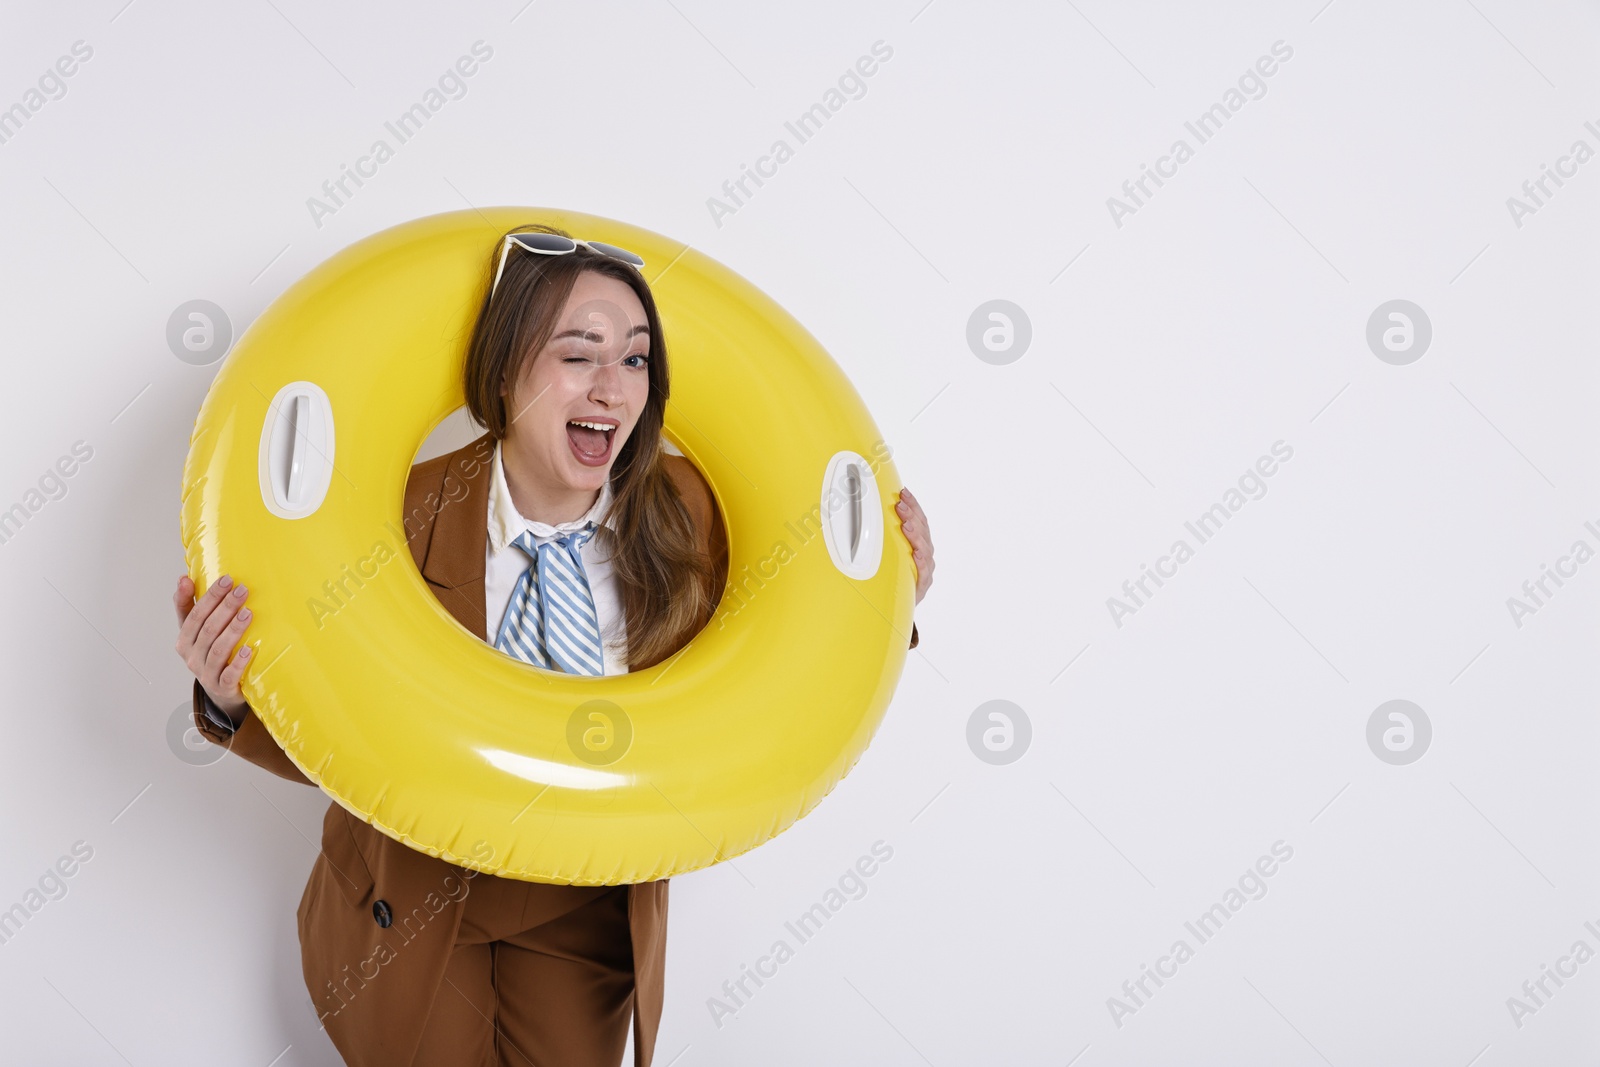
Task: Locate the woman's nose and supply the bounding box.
[588,355,625,398]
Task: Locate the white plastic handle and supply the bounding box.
[258,381,336,519]
[820,450,882,580]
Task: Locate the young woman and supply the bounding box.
[172,225,936,1066]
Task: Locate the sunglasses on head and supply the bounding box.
[489,231,646,297]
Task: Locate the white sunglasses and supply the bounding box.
[489,231,646,297]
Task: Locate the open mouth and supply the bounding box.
[567,419,616,466]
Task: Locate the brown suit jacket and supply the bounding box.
[192,430,918,1065]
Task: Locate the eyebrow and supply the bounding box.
[551,325,651,341]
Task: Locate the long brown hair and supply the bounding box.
[461,224,719,670]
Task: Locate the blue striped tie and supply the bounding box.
[493,522,604,675]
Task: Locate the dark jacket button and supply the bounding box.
[373,900,392,927]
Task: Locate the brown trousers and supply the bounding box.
[409,873,636,1067]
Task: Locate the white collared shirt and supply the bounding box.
[485,438,629,674]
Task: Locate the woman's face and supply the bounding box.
[500,270,652,494]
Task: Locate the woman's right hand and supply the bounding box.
[174,573,254,728]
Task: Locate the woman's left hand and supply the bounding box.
[895,487,935,605]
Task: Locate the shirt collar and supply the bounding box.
[488,438,618,553]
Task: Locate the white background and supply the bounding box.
[2,1,1598,1064]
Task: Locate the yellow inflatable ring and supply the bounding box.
[181,208,915,884]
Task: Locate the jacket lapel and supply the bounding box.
[416,431,496,642]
